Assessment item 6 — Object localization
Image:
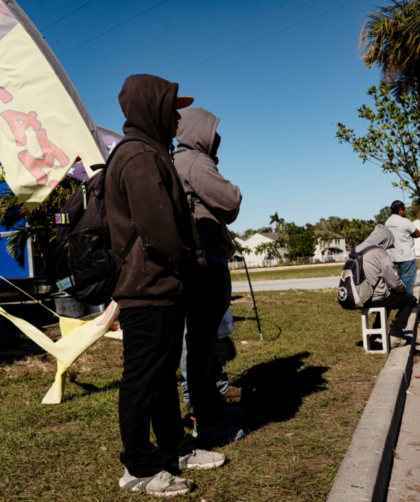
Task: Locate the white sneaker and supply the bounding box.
[177,449,226,470]
[119,468,194,496]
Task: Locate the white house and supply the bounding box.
[232,231,347,268]
[313,233,347,262]
[233,232,284,268]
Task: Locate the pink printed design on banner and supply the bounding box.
[0,86,12,104]
[96,301,116,327]
[0,108,70,185]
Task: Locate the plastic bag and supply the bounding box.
[218,308,235,339]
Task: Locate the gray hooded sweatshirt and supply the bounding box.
[174,107,242,260]
[355,225,406,302]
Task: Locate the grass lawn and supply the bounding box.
[231,265,343,282]
[0,290,386,501]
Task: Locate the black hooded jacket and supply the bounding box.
[105,74,197,307]
[174,107,241,260]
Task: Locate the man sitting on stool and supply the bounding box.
[357,225,416,349]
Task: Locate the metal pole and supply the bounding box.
[229,231,264,345]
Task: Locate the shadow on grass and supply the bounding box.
[234,351,328,433]
[67,379,120,399]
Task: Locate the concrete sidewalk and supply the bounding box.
[386,350,420,502]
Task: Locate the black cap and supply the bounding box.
[391,200,406,213]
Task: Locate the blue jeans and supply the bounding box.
[180,323,230,411]
[394,259,418,295]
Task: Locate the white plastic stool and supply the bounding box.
[361,307,390,354]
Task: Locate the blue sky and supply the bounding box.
[20,0,401,233]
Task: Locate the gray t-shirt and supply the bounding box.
[385,214,416,262]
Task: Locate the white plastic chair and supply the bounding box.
[361,307,390,354]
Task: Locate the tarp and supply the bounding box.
[0,0,108,208]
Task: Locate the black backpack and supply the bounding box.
[337,245,380,310]
[54,137,148,305]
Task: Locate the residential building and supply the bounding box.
[231,231,347,268]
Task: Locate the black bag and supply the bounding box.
[54,137,148,305]
[337,245,380,310]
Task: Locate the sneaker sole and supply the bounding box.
[120,482,193,496]
[148,487,193,497]
[181,458,226,470]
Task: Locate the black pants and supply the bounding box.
[118,305,196,478]
[185,259,231,428]
[369,291,416,337]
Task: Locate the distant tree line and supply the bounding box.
[234,203,420,257]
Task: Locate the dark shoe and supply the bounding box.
[192,420,245,442]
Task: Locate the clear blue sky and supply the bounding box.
[21,0,402,233]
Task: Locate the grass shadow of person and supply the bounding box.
[232,351,328,433]
[65,379,120,400]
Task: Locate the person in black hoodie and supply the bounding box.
[174,107,244,442]
[105,76,226,496]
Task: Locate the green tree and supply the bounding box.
[269,212,285,231]
[360,0,420,102]
[256,226,273,234]
[340,219,375,249]
[336,82,420,200]
[254,241,283,260]
[0,176,80,267]
[282,223,316,260]
[407,199,420,219]
[241,228,257,238]
[374,206,392,224]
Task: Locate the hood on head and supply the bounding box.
[176,107,220,156]
[364,224,394,250]
[119,74,178,147]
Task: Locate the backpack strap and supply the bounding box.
[90,137,151,263]
[90,136,150,172]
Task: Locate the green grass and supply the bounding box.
[231,265,343,282]
[0,290,386,501]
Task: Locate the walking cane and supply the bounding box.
[228,231,264,346]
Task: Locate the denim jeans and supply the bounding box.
[181,324,230,410]
[394,259,418,295]
[118,305,196,478]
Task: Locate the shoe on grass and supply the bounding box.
[390,336,407,349]
[193,420,245,442]
[163,449,226,470]
[119,468,194,496]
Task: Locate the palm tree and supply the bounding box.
[0,176,80,267]
[269,212,285,231]
[360,0,420,102]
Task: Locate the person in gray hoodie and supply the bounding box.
[355,225,416,348]
[174,107,243,442]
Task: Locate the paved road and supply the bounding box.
[232,276,340,292]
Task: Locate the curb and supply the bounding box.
[327,302,419,502]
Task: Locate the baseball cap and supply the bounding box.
[391,200,406,212]
[174,96,194,109]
